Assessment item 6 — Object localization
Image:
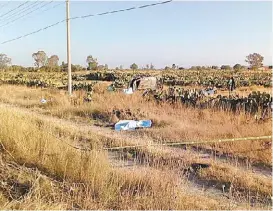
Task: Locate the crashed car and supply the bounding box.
[128,76,162,92]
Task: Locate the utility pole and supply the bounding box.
[66,0,72,95]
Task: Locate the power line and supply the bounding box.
[35,1,64,16]
[0,0,42,24]
[0,1,12,10]
[0,1,55,28]
[0,1,64,31]
[1,0,173,45]
[0,1,30,18]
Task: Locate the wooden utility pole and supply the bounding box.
[66,0,72,95]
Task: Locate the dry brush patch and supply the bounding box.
[198,162,272,203]
[0,84,271,166]
[117,146,272,206]
[0,154,66,210]
[0,85,272,206]
[0,107,230,210]
[89,85,272,166]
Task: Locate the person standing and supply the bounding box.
[228,77,236,96]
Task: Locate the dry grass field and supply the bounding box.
[0,82,272,210]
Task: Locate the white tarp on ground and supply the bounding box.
[202,89,216,96]
[115,120,152,131]
[40,98,47,104]
[123,87,133,94]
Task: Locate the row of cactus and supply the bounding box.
[85,70,272,88]
[72,82,97,92]
[0,72,96,89]
[0,70,272,89]
[144,88,272,117]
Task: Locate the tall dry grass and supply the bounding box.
[0,106,230,210]
[90,83,272,166]
[121,145,272,204]
[0,106,109,189]
[0,84,271,165]
[2,102,269,205]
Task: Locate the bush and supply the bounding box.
[9,65,26,72]
[220,65,232,70]
[61,64,84,72]
[233,64,242,71]
[39,66,61,72]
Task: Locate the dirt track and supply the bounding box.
[0,102,271,208]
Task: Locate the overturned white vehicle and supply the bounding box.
[124,76,162,94]
[129,76,158,91]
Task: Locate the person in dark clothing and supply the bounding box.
[228,77,236,96]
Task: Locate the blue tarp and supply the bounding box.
[107,85,115,91]
[115,120,152,131]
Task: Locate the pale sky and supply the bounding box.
[0,1,272,68]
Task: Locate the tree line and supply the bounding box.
[0,51,271,72]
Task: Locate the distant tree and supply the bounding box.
[60,61,66,71]
[220,65,232,70]
[104,64,108,70]
[164,66,170,70]
[211,66,219,70]
[150,63,155,70]
[97,65,105,71]
[172,64,176,69]
[269,65,272,69]
[47,55,59,67]
[0,53,11,69]
[245,53,264,69]
[178,67,185,70]
[73,65,83,72]
[196,66,202,70]
[9,65,23,72]
[86,55,98,70]
[240,65,247,70]
[130,63,138,70]
[61,63,83,72]
[190,66,202,70]
[59,61,83,72]
[233,64,242,71]
[115,67,119,70]
[9,65,26,72]
[119,65,123,70]
[32,51,47,68]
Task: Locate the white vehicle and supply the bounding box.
[128,76,159,92]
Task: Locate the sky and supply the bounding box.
[0,0,272,68]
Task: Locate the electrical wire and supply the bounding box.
[0,1,55,28]
[1,0,173,45]
[0,0,42,24]
[0,1,12,10]
[1,1,65,31]
[0,1,30,18]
